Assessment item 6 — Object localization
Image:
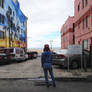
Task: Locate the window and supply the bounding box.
[82,0,84,8]
[0,0,4,8]
[85,0,88,6]
[0,13,4,24]
[82,19,85,30]
[8,6,12,15]
[73,23,75,32]
[23,22,25,26]
[86,16,88,28]
[78,3,80,12]
[73,35,75,44]
[78,41,80,45]
[16,49,20,54]
[13,11,15,16]
[0,31,4,39]
[91,37,92,44]
[83,40,88,49]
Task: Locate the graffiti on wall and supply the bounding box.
[0,0,27,48]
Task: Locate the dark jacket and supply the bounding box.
[41,51,53,69]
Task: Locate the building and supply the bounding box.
[61,16,74,49]
[0,0,27,49]
[74,0,92,50]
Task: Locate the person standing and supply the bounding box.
[41,44,56,87]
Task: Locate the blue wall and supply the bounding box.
[0,0,26,42]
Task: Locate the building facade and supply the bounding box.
[0,0,27,49]
[74,0,92,50]
[61,16,74,49]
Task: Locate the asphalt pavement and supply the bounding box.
[0,57,92,92]
[0,79,92,92]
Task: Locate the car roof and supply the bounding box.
[53,49,68,54]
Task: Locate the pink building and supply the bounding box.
[74,0,92,50]
[61,16,74,49]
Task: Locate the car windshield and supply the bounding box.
[0,48,13,53]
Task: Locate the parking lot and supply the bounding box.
[0,56,91,79]
[0,57,67,78]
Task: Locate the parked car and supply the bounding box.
[27,52,33,59]
[0,48,25,63]
[32,51,38,58]
[0,49,9,63]
[24,53,28,60]
[27,51,38,59]
[52,49,90,69]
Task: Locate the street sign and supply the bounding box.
[68,45,82,55]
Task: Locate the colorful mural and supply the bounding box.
[0,0,27,48]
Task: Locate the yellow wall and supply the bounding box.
[0,37,27,48]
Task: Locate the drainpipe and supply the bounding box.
[90,38,92,68]
[73,23,75,44]
[82,41,84,70]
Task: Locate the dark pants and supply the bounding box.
[43,68,56,86]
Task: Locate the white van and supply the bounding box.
[0,48,25,62]
[10,48,25,62]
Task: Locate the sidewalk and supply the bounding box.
[54,68,92,81]
[0,68,92,82]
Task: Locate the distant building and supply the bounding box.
[61,16,74,49]
[0,0,27,49]
[74,0,92,50]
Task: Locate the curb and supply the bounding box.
[55,77,87,82]
[0,76,91,82]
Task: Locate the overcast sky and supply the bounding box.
[18,0,74,49]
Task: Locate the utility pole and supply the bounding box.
[49,40,53,50]
[82,41,87,72]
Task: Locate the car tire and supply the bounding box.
[71,60,79,69]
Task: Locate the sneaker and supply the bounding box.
[53,84,56,87]
[46,85,50,88]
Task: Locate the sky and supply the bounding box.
[18,0,74,49]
